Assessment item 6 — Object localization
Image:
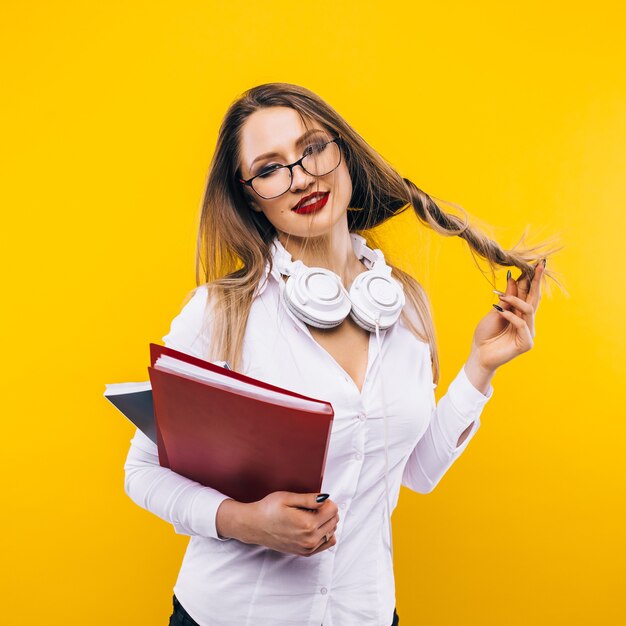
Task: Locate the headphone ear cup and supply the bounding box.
[283,265,353,329]
[348,271,406,332]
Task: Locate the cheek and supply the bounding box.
[261,203,291,222]
[336,165,352,196]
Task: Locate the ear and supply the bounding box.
[249,201,263,214]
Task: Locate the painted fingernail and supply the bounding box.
[492,304,504,312]
[506,270,512,281]
[542,258,547,267]
[316,493,330,503]
[493,290,506,297]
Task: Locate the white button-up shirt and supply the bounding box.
[124,237,494,626]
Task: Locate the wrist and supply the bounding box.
[464,353,496,396]
[216,498,250,542]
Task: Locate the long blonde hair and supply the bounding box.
[193,82,564,383]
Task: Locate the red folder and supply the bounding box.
[148,343,334,503]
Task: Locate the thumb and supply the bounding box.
[284,492,330,509]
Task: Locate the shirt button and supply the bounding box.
[320,587,328,595]
[353,452,362,461]
[356,413,366,421]
[339,502,346,509]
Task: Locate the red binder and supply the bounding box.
[148,343,334,504]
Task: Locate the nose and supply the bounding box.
[289,162,315,192]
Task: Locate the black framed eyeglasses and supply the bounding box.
[238,136,343,200]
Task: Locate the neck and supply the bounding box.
[277,227,367,287]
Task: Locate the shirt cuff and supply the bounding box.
[441,363,494,450]
[175,489,233,541]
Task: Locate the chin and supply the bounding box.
[271,198,349,239]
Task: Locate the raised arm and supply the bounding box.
[401,361,493,494]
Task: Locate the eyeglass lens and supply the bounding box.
[252,140,341,199]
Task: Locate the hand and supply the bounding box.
[232,492,340,557]
[469,260,546,372]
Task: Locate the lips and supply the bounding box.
[291,191,329,211]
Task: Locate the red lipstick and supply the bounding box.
[292,191,330,214]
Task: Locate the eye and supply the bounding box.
[304,142,327,156]
[258,164,281,177]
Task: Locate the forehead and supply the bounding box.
[239,107,326,172]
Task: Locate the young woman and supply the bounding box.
[124,83,561,626]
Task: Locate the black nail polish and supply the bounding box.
[316,493,330,503]
[506,270,511,281]
[492,304,504,312]
[542,258,547,267]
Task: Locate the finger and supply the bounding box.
[494,293,536,336]
[293,500,338,534]
[312,518,339,553]
[317,512,339,535]
[516,271,532,302]
[497,273,524,318]
[505,269,518,298]
[307,532,337,556]
[315,502,339,527]
[494,292,534,321]
[527,260,545,311]
[301,512,339,555]
[492,305,534,346]
[285,492,330,510]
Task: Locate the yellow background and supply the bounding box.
[2,1,624,623]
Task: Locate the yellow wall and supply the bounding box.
[2,1,624,623]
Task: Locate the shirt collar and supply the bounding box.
[254,233,381,298]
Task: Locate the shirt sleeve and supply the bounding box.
[401,358,494,494]
[123,286,233,540]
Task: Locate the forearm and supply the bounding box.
[456,356,495,447]
[124,428,231,539]
[456,354,496,448]
[464,352,497,397]
[402,360,493,494]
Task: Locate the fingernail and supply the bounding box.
[506,270,512,281]
[493,290,506,297]
[542,258,547,267]
[492,304,504,312]
[316,493,330,503]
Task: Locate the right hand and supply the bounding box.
[241,491,340,557]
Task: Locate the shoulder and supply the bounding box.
[399,291,429,342]
[386,264,430,340]
[161,285,213,359]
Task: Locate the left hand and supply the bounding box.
[469,260,546,372]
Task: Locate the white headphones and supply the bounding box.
[270,233,406,332]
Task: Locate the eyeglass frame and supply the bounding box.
[238,136,344,200]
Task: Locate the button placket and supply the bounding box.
[351,426,366,463]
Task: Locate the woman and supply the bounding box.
[124,82,562,626]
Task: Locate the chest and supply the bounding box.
[244,277,433,423]
[307,317,371,394]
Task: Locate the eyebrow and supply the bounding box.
[249,128,328,172]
